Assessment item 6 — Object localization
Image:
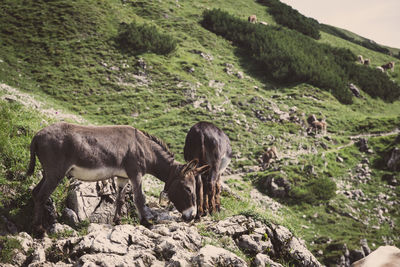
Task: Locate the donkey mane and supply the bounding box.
[141,130,175,160]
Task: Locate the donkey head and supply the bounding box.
[166,159,209,221]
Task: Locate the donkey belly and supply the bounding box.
[67,165,128,181]
[219,155,231,173]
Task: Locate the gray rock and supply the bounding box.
[387,148,400,171]
[237,234,274,254]
[62,208,80,227]
[349,249,365,264]
[360,239,371,256]
[66,178,134,224]
[254,253,283,267]
[357,138,369,152]
[49,223,77,237]
[209,215,251,236]
[262,175,291,198]
[192,245,247,267]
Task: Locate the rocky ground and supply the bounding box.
[1,176,322,267]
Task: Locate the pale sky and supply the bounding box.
[280,0,400,49]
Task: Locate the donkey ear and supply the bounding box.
[182,159,199,175]
[195,164,210,175]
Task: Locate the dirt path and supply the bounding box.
[0,83,87,124]
[283,129,400,160]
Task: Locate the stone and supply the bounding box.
[209,215,250,236]
[357,138,369,153]
[66,178,134,224]
[193,245,247,267]
[254,253,283,267]
[387,148,400,171]
[49,223,77,237]
[62,208,80,227]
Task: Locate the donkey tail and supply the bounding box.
[26,137,37,177]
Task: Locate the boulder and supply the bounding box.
[192,245,248,267]
[66,178,134,224]
[262,175,291,198]
[254,253,283,267]
[351,246,400,267]
[387,148,400,171]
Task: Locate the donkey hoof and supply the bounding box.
[113,218,121,225]
[33,225,46,239]
[140,218,153,229]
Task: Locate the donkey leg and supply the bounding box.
[32,170,64,238]
[208,181,217,215]
[207,168,219,214]
[113,181,130,225]
[215,174,222,212]
[202,176,209,215]
[195,175,203,220]
[129,174,152,228]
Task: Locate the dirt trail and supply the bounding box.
[284,129,400,160]
[0,83,87,124]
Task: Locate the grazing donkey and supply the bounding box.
[27,122,208,237]
[184,122,232,217]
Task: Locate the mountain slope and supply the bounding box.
[0,0,400,265]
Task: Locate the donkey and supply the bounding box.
[26,122,209,237]
[183,122,232,217]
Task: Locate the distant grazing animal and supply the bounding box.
[248,15,257,23]
[351,246,400,267]
[307,114,327,135]
[262,146,278,169]
[311,120,327,135]
[363,58,370,66]
[376,66,385,72]
[184,122,232,217]
[307,114,318,126]
[27,122,208,237]
[357,55,364,64]
[381,61,395,72]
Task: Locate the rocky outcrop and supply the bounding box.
[209,215,322,267]
[2,214,322,267]
[387,147,400,171]
[65,178,134,225]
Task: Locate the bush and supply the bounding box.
[201,9,352,103]
[201,9,400,103]
[319,24,390,55]
[258,0,320,39]
[116,21,177,55]
[290,177,336,204]
[0,236,22,264]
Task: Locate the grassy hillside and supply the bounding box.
[1,0,400,265]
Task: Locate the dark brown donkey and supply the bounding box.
[26,122,208,237]
[184,122,232,216]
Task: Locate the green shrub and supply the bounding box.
[258,0,320,39]
[290,177,336,204]
[116,21,177,55]
[0,236,22,264]
[201,9,400,103]
[319,24,390,55]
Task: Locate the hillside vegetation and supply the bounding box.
[1,0,400,265]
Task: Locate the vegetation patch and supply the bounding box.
[258,0,320,39]
[0,236,22,264]
[201,9,400,103]
[116,21,177,55]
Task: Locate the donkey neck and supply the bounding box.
[144,139,180,184]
